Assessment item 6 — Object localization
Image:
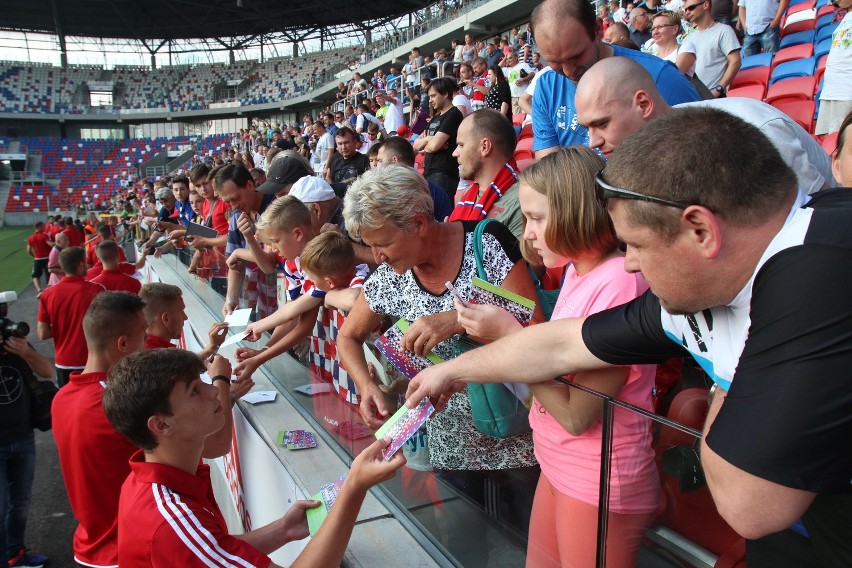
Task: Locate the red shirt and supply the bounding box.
[201,198,230,235]
[52,371,139,568]
[144,335,175,349]
[91,269,142,294]
[27,231,51,258]
[37,276,104,368]
[118,452,271,568]
[86,240,127,267]
[87,262,136,280]
[63,226,85,247]
[49,225,63,240]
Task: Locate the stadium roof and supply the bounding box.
[3,0,433,41]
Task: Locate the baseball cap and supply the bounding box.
[289,176,337,203]
[256,156,313,195]
[396,125,411,138]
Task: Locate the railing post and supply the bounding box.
[596,398,615,568]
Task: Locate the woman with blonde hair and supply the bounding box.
[456,146,660,568]
[651,11,695,76]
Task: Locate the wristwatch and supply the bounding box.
[713,85,726,94]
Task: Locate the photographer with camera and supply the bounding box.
[0,291,53,568]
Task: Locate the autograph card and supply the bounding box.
[374,319,444,379]
[276,429,317,449]
[374,397,435,460]
[306,474,348,535]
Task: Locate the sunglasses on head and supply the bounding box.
[595,170,694,210]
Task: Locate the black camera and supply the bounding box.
[0,291,30,343]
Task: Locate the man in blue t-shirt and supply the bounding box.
[530,0,700,156]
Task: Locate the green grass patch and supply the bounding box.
[0,227,36,294]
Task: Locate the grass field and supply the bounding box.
[0,227,35,295]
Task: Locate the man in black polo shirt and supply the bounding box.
[327,127,370,197]
[412,77,464,199]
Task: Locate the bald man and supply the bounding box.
[529,0,699,159]
[575,57,834,193]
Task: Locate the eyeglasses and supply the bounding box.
[683,1,705,12]
[651,24,678,31]
[595,171,694,209]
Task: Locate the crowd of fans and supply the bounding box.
[4,0,852,566]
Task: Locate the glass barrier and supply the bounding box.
[150,245,742,568]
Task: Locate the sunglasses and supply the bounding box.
[683,1,705,11]
[595,171,693,209]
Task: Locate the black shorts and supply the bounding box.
[32,257,49,279]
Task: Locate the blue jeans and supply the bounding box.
[0,433,36,563]
[742,24,780,57]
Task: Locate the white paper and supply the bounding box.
[224,308,253,327]
[242,391,277,404]
[219,331,249,348]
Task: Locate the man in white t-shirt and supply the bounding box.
[311,121,334,176]
[376,89,405,135]
[502,52,535,115]
[575,57,834,192]
[683,0,741,95]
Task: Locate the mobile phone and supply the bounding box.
[445,281,467,308]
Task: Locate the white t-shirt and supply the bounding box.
[821,13,852,101]
[660,39,697,76]
[452,93,472,116]
[678,98,836,193]
[382,98,405,134]
[355,112,382,133]
[504,62,534,98]
[687,23,741,88]
[311,132,334,174]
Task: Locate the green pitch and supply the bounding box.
[0,227,35,294]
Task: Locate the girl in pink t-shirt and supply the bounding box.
[456,147,659,567]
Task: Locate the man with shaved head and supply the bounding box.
[603,21,631,44]
[574,57,834,193]
[529,0,699,159]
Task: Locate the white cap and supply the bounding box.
[289,176,336,203]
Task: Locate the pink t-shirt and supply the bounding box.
[530,256,659,514]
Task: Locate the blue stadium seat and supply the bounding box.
[740,52,774,70]
[815,0,830,9]
[815,37,833,60]
[816,22,839,44]
[788,0,810,7]
[779,30,815,49]
[769,57,815,85]
[816,12,836,31]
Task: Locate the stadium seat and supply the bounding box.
[512,112,526,126]
[772,43,814,69]
[786,1,813,15]
[816,4,837,19]
[731,66,771,91]
[815,54,828,84]
[821,131,839,155]
[788,0,809,7]
[414,152,425,174]
[781,16,816,37]
[740,52,773,70]
[772,100,816,133]
[816,22,839,44]
[726,84,766,100]
[769,57,815,85]
[515,156,534,173]
[518,123,533,141]
[516,136,534,153]
[766,76,818,105]
[815,37,833,61]
[816,12,836,31]
[514,148,534,161]
[782,8,815,28]
[779,30,815,49]
[816,0,831,8]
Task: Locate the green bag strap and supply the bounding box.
[472,219,497,283]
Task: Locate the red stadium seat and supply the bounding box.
[772,100,816,133]
[786,2,812,16]
[414,152,425,173]
[816,4,836,19]
[731,66,770,91]
[816,54,828,85]
[727,84,766,100]
[771,43,814,70]
[518,123,533,141]
[512,112,526,126]
[515,156,534,173]
[514,148,534,161]
[516,136,534,153]
[821,131,839,155]
[766,76,818,105]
